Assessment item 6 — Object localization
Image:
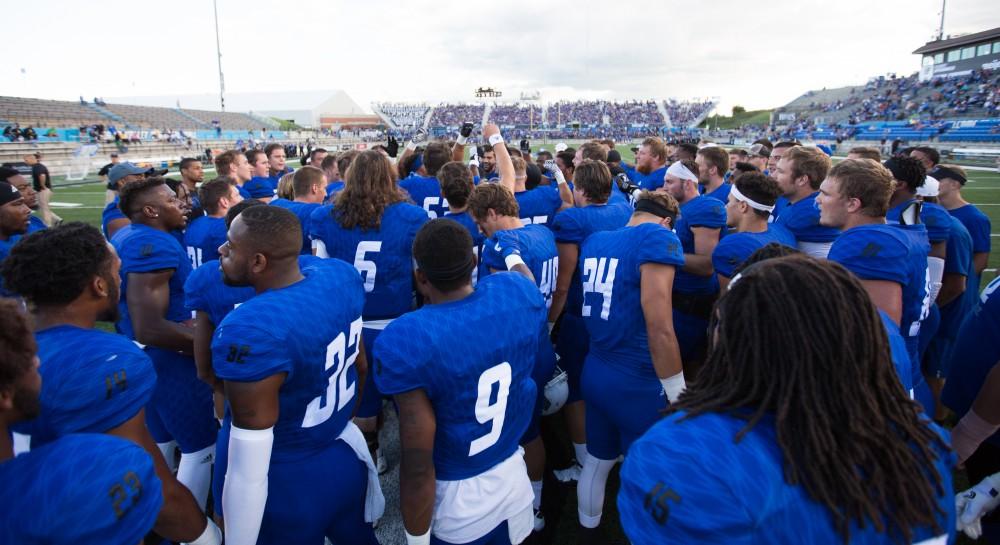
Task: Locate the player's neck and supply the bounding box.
[426,284,474,305]
[253,260,305,293]
[702,176,724,192]
[939,192,967,209]
[888,190,916,209]
[448,204,469,215]
[496,216,523,231]
[514,179,526,192]
[0,423,11,462]
[844,213,886,230]
[787,187,814,205]
[737,216,768,234]
[32,305,98,331]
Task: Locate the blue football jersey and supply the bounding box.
[674,195,727,294]
[773,192,840,243]
[236,184,252,200]
[481,224,559,309]
[0,434,163,545]
[703,183,732,204]
[309,202,428,319]
[0,237,17,296]
[183,215,227,267]
[579,223,685,378]
[270,198,322,254]
[184,261,256,326]
[515,187,563,226]
[550,203,632,315]
[945,275,1000,448]
[442,210,487,284]
[102,198,127,239]
[244,176,276,199]
[212,259,366,461]
[829,224,930,340]
[909,201,951,244]
[12,325,156,448]
[400,174,448,218]
[938,215,974,338]
[619,411,954,544]
[373,273,543,480]
[711,225,796,279]
[633,166,667,191]
[26,215,46,234]
[949,203,991,255]
[111,223,193,340]
[325,181,345,201]
[879,310,914,392]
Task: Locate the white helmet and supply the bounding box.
[542,366,569,416]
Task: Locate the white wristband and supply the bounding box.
[405,141,417,152]
[456,134,469,146]
[553,169,567,186]
[185,519,222,545]
[504,253,526,270]
[488,134,504,147]
[405,529,431,545]
[660,372,686,404]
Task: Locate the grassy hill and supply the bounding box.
[701,109,772,129]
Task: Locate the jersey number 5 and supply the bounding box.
[302,317,363,428]
[354,241,382,293]
[469,362,512,457]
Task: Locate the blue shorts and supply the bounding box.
[554,313,588,403]
[145,347,217,453]
[582,358,667,461]
[357,327,385,418]
[216,433,378,545]
[431,520,511,545]
[672,310,708,363]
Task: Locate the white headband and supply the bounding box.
[730,183,775,213]
[666,161,698,182]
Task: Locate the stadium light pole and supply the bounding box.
[937,0,946,40]
[213,0,226,112]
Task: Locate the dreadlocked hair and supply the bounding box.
[334,150,410,231]
[673,255,946,544]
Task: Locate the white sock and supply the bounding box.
[531,480,543,510]
[177,444,215,512]
[577,456,616,528]
[573,442,589,466]
[157,440,178,473]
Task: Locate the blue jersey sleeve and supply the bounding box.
[828,230,909,285]
[965,209,992,254]
[944,219,972,277]
[481,235,506,272]
[212,324,293,382]
[921,205,951,244]
[711,236,751,279]
[619,432,753,544]
[244,177,275,199]
[119,233,182,274]
[550,209,585,244]
[687,198,727,229]
[372,320,430,396]
[636,225,685,268]
[183,265,209,313]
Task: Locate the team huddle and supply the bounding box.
[1,121,1000,545]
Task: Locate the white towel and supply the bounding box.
[337,421,386,522]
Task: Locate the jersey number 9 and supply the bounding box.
[469,362,512,457]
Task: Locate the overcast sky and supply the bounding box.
[2,0,998,115]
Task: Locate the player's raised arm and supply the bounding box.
[484,123,516,192]
[451,122,474,162]
[395,388,437,543]
[546,159,574,211]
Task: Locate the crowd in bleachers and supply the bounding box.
[428,103,485,127]
[664,99,715,127]
[488,103,544,126]
[376,103,430,129]
[545,100,605,126]
[604,100,662,125]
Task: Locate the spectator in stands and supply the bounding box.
[24,154,59,226]
[179,158,205,217]
[848,147,882,161]
[22,127,37,141]
[910,146,941,172]
[99,153,121,204]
